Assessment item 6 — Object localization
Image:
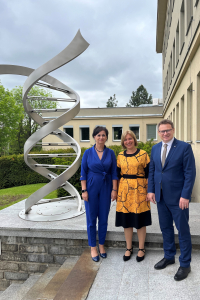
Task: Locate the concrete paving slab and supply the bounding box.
[0,283,22,300]
[39,256,79,300]
[21,267,59,300]
[87,248,200,300]
[15,274,41,300]
[54,248,100,300]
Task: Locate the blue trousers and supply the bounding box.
[85,178,111,247]
[157,191,191,268]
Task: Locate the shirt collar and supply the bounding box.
[162,137,174,147]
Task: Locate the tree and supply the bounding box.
[0,83,23,155]
[106,94,118,107]
[10,85,57,154]
[126,85,152,107]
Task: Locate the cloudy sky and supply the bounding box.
[0,0,162,108]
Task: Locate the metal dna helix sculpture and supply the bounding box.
[0,30,89,221]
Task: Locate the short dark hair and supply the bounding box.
[92,126,109,138]
[158,119,174,129]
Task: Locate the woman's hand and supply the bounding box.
[111,190,117,201]
[82,191,88,202]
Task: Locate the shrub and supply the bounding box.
[0,142,155,196]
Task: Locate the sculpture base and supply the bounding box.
[19,199,85,222]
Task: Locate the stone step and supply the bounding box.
[54,248,101,300]
[0,283,22,300]
[39,257,79,300]
[21,267,59,300]
[14,275,41,300]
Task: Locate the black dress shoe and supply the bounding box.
[154,257,175,270]
[174,266,191,281]
[136,249,145,262]
[123,247,133,261]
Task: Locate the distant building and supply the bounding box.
[156,0,200,202]
[42,104,163,148]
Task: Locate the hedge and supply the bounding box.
[0,141,155,197]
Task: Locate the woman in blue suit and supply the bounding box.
[81,126,118,261]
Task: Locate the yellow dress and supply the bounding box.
[115,149,152,229]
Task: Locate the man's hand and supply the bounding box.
[147,193,156,204]
[179,197,189,210]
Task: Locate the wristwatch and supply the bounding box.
[82,189,87,193]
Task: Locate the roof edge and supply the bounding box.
[156,0,168,53]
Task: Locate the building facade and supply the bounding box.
[42,105,163,148]
[156,0,200,202]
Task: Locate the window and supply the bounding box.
[186,0,193,35]
[63,126,73,138]
[180,0,185,54]
[195,0,199,7]
[147,125,157,140]
[129,125,140,140]
[176,23,179,66]
[180,96,185,140]
[80,126,90,141]
[112,125,122,141]
[172,40,175,76]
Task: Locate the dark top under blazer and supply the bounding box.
[147,138,196,204]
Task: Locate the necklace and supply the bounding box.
[95,145,104,152]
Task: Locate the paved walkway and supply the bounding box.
[87,248,200,300]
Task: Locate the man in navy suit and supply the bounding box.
[148,119,196,281]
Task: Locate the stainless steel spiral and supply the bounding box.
[0,30,89,221]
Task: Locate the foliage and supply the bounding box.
[106,94,118,107]
[137,139,156,157]
[10,85,57,154]
[0,141,155,198]
[0,82,23,155]
[126,85,152,107]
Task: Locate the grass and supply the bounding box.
[0,183,57,210]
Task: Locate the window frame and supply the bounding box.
[63,125,74,138]
[79,125,90,142]
[147,124,157,141]
[129,124,140,141]
[112,125,123,142]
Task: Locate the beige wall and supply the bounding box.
[42,113,163,149]
[157,0,200,202]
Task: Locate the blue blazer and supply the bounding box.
[80,145,118,188]
[148,138,196,204]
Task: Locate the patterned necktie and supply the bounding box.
[162,144,168,168]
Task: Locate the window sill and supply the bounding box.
[80,140,90,142]
[147,139,157,141]
[113,140,121,142]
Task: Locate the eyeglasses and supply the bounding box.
[159,129,173,134]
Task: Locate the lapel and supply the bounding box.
[163,138,178,169]
[156,142,162,170]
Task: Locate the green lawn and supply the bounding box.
[0,183,57,210]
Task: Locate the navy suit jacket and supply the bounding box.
[148,138,196,204]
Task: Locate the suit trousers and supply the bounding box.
[85,177,111,247]
[157,190,191,268]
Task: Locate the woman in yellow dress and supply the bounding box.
[116,130,151,262]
